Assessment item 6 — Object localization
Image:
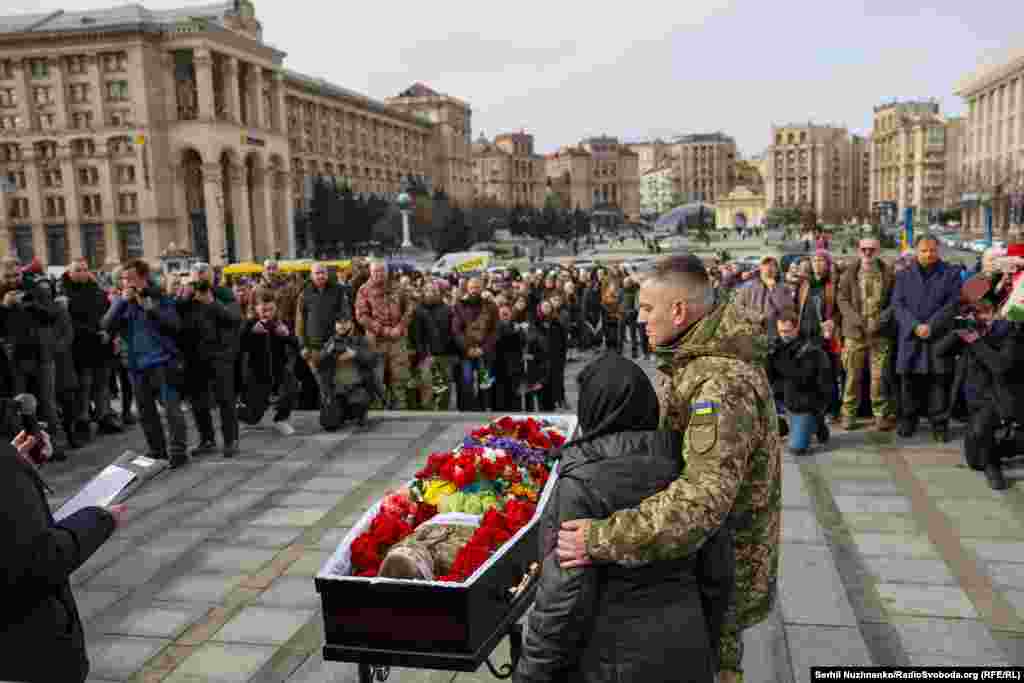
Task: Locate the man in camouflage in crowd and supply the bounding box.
[837,237,896,431]
[354,260,413,409]
[556,254,782,682]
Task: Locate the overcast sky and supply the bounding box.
[7,0,1022,157]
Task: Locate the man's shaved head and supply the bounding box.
[644,254,714,305]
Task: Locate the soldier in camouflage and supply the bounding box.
[354,261,414,409]
[837,238,896,431]
[556,254,782,683]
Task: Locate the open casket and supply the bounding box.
[315,414,577,680]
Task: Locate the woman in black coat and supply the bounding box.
[515,354,734,683]
[0,430,123,683]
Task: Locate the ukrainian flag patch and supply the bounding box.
[692,401,718,416]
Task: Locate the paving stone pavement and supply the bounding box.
[34,348,1024,683]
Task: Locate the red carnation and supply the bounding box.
[496,416,517,434]
[549,431,566,447]
[458,541,492,576]
[413,502,438,527]
[370,512,413,547]
[357,565,380,577]
[351,533,381,571]
[439,458,456,482]
[505,500,537,532]
[481,507,508,532]
[530,464,550,490]
[491,527,513,547]
[479,458,502,480]
[453,460,477,489]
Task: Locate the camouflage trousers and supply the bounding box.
[719,607,743,674]
[413,353,456,411]
[371,337,411,410]
[841,339,893,419]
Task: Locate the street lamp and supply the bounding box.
[396,191,413,249]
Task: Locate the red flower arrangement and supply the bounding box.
[473,416,566,450]
[438,502,537,582]
[349,499,438,576]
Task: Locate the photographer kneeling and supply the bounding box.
[0,424,126,682]
[935,291,1024,490]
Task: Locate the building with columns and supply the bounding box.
[869,100,951,223]
[765,123,867,221]
[471,130,546,208]
[0,2,465,267]
[954,51,1024,235]
[544,135,641,220]
[625,139,670,177]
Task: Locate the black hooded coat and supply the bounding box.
[515,354,734,683]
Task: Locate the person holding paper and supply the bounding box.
[0,429,126,683]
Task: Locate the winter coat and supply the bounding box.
[768,335,833,414]
[101,294,181,374]
[515,430,733,683]
[891,261,962,375]
[523,322,550,388]
[3,284,60,363]
[935,321,1024,421]
[837,259,895,343]
[495,320,525,388]
[176,297,242,365]
[53,303,79,395]
[0,445,116,683]
[796,276,841,344]
[733,279,795,339]
[451,298,499,359]
[298,283,352,350]
[411,301,456,358]
[60,276,111,368]
[239,320,300,389]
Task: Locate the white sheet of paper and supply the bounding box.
[54,465,136,522]
[131,456,156,468]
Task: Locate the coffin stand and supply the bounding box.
[315,415,577,682]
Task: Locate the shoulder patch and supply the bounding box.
[691,401,718,416]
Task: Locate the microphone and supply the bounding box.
[13,393,46,465]
[13,393,37,420]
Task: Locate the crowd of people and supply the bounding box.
[0,254,653,469]
[719,234,1023,491]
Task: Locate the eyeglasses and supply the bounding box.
[860,248,877,254]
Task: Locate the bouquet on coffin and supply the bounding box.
[348,416,568,582]
[997,244,1024,323]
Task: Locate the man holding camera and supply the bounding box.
[102,259,188,468]
[935,290,1024,490]
[177,263,242,458]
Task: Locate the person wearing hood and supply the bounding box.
[62,259,120,440]
[0,428,126,683]
[514,354,734,683]
[411,281,457,411]
[554,254,781,683]
[796,250,842,426]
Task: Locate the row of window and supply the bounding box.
[6,191,139,219]
[0,53,128,81]
[8,221,143,268]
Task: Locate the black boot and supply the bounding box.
[64,420,83,451]
[985,463,1008,490]
[932,423,951,443]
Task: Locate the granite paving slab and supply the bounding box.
[155,572,245,604]
[890,616,1009,665]
[876,583,979,619]
[917,469,1013,500]
[86,635,171,680]
[96,602,210,639]
[190,545,280,573]
[74,588,130,623]
[828,479,903,496]
[935,499,1024,539]
[257,575,322,609]
[833,495,913,515]
[842,513,922,535]
[247,506,333,527]
[782,462,813,508]
[212,524,307,548]
[860,556,959,586]
[785,625,873,682]
[136,528,221,557]
[86,551,176,588]
[184,493,268,527]
[214,605,316,645]
[162,642,278,683]
[984,562,1024,589]
[778,544,858,626]
[285,550,333,577]
[296,475,368,492]
[852,532,939,558]
[781,508,825,544]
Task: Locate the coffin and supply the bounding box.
[315,414,577,671]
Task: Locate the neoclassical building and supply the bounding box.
[0,1,469,267]
[544,135,640,220]
[471,130,546,208]
[954,50,1024,235]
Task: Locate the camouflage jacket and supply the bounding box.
[354,280,413,339]
[586,299,782,631]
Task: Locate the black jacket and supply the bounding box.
[523,321,550,388]
[0,446,116,683]
[495,320,525,385]
[768,335,833,415]
[299,283,350,349]
[411,301,456,358]
[1,284,60,363]
[516,431,733,683]
[176,296,242,364]
[936,321,1024,421]
[60,276,111,368]
[239,320,300,388]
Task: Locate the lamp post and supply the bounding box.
[396,191,413,249]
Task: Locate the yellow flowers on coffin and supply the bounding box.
[422,479,457,506]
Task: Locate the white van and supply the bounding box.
[430,251,493,276]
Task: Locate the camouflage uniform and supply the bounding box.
[354,280,413,409]
[586,300,783,676]
[379,522,477,580]
[838,260,894,419]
